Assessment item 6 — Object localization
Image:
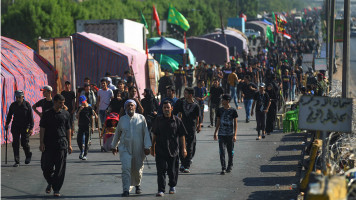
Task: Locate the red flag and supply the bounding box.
[304,8,307,15]
[152,5,161,36]
[239,13,247,22]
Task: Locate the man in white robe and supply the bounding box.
[111,99,152,197]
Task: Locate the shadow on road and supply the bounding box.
[260,164,297,173]
[247,190,298,200]
[243,176,296,186]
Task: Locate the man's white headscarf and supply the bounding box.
[124,99,136,114]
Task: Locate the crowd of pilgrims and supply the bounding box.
[73,13,328,141]
[4,11,330,197]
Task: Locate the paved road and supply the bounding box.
[1,103,304,200]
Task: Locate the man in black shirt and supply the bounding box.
[158,70,173,100]
[185,64,194,87]
[151,101,187,197]
[208,79,224,128]
[5,90,34,167]
[251,83,271,140]
[173,87,200,173]
[33,85,54,118]
[222,62,231,93]
[242,75,257,123]
[236,67,245,103]
[213,94,238,174]
[173,65,186,98]
[61,81,76,137]
[39,94,72,197]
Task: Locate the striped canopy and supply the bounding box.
[1,36,57,144]
[72,32,147,96]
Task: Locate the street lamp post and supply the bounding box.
[342,0,350,98]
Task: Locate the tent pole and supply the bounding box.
[130,57,141,100]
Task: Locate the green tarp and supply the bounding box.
[159,54,179,72]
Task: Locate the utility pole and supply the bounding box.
[326,0,330,62]
[328,0,335,91]
[342,0,350,98]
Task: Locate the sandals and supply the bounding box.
[45,185,52,194]
[53,192,61,197]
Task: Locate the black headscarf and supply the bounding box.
[141,88,159,116]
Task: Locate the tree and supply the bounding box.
[1,0,305,50]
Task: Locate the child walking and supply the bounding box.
[213,94,238,175]
[76,95,97,160]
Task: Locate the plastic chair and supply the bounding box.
[283,110,299,133]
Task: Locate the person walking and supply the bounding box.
[241,75,257,123]
[111,100,152,197]
[208,79,224,128]
[96,78,114,127]
[61,81,76,137]
[265,83,278,135]
[173,87,201,173]
[80,83,96,107]
[158,70,174,100]
[213,94,238,175]
[185,64,194,87]
[173,65,186,98]
[33,85,54,118]
[39,94,72,197]
[194,80,208,127]
[251,83,271,140]
[141,88,159,131]
[76,95,97,160]
[227,67,240,109]
[80,83,98,131]
[212,65,224,84]
[290,70,297,101]
[119,86,144,116]
[282,70,291,102]
[222,62,231,93]
[151,100,187,197]
[236,67,245,103]
[5,90,34,167]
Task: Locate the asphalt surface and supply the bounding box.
[1,102,304,200]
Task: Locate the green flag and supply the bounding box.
[272,12,276,24]
[266,26,274,43]
[168,5,190,31]
[140,11,148,29]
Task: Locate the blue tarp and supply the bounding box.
[149,37,186,55]
[262,19,273,26]
[147,37,196,66]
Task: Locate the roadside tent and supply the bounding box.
[72,32,147,96]
[1,36,57,143]
[147,37,196,66]
[202,30,248,55]
[226,27,249,44]
[187,37,229,65]
[119,42,161,95]
[245,21,267,39]
[149,37,186,54]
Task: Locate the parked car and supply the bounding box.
[351,27,356,37]
[244,29,261,38]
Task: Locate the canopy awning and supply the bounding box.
[149,37,186,55]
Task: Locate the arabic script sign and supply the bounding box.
[298,96,353,132]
